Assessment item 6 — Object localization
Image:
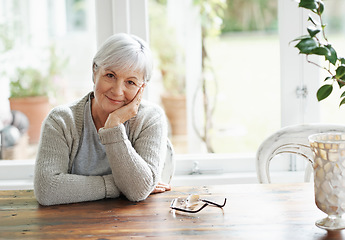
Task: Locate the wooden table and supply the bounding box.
[1,183,345,240]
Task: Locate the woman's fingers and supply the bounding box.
[134,83,145,105]
[151,182,171,194]
[159,182,171,191]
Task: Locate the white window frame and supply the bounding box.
[279,0,320,127]
[95,0,321,174]
[95,0,149,45]
[0,0,326,190]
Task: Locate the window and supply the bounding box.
[0,0,97,105]
[2,0,344,187]
[149,0,280,156]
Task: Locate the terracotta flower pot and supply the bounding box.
[161,94,187,136]
[9,96,51,144]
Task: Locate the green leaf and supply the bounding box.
[336,65,345,79]
[339,97,345,107]
[295,38,318,54]
[337,79,345,88]
[341,91,345,98]
[311,46,331,57]
[325,44,338,65]
[308,15,318,26]
[299,0,318,10]
[318,1,324,14]
[290,35,312,43]
[317,84,333,101]
[340,58,345,65]
[307,26,320,37]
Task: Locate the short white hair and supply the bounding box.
[92,33,153,82]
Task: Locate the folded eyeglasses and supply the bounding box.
[170,194,227,213]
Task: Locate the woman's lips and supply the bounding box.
[106,95,124,104]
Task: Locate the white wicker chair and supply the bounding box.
[161,139,176,184]
[256,123,345,183]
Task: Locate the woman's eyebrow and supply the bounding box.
[104,69,116,76]
[105,68,142,82]
[127,76,139,80]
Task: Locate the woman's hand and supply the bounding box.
[151,182,171,194]
[104,84,145,128]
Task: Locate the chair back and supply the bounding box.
[256,123,345,183]
[161,139,175,184]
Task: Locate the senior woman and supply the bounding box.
[34,33,172,206]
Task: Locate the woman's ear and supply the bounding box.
[92,63,98,84]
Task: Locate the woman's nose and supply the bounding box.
[111,80,125,95]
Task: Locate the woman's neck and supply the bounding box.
[91,98,107,131]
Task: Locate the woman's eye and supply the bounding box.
[126,80,140,89]
[106,73,115,78]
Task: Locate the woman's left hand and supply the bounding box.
[104,84,145,128]
[151,182,171,194]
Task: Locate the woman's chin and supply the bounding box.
[104,105,122,114]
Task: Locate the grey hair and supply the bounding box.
[92,33,153,82]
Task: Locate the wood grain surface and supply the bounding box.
[1,183,344,239]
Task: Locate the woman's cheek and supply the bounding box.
[127,90,138,103]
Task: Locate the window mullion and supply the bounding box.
[278,0,320,127]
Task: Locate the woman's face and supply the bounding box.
[93,66,144,116]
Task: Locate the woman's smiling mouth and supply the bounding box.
[106,95,124,104]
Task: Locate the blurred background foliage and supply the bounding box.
[221,0,278,33]
[151,0,278,34]
[151,0,343,34]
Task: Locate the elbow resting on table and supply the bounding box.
[122,183,154,202]
[34,181,65,206]
[124,190,151,202]
[34,189,54,206]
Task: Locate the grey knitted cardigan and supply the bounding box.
[34,92,168,206]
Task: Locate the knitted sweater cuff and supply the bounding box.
[103,175,120,198]
[98,124,127,145]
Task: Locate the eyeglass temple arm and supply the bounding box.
[170,198,227,213]
[201,198,227,208]
[170,200,209,213]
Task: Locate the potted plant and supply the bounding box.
[150,0,187,136]
[8,45,67,143]
[150,0,225,152]
[158,52,187,136]
[291,0,345,106]
[155,39,187,136]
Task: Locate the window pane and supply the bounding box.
[148,0,188,154]
[1,0,96,154]
[210,0,280,153]
[208,33,280,153]
[0,0,96,105]
[149,0,280,154]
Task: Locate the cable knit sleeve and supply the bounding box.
[98,102,168,202]
[34,99,120,206]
